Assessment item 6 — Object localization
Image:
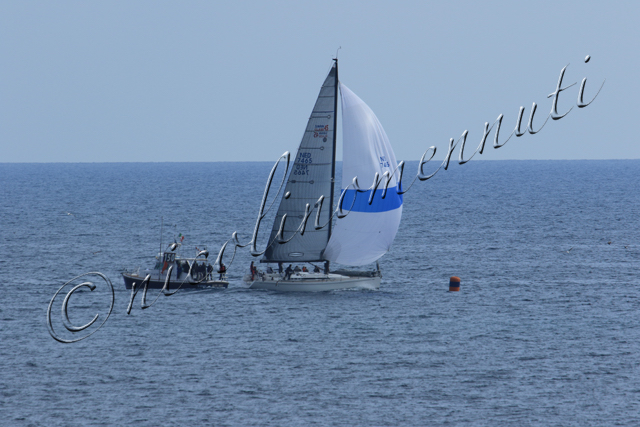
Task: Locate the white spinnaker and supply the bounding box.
[324,83,403,266]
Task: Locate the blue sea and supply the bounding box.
[1,160,639,426]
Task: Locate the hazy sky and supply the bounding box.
[1,1,637,163]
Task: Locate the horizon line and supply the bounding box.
[2,158,640,165]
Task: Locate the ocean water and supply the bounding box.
[1,160,639,426]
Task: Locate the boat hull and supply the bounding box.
[245,272,380,292]
[122,273,228,290]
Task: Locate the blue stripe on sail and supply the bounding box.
[339,186,403,213]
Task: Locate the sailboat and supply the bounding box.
[244,59,403,291]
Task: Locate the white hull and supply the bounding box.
[244,272,380,292]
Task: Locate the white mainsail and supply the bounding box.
[323,83,403,266]
[262,63,338,263]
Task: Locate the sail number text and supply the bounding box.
[296,152,313,164]
[293,164,309,175]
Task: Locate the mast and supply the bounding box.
[328,58,338,241]
[324,58,338,273]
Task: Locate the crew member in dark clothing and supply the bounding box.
[284,264,293,280]
[218,263,226,280]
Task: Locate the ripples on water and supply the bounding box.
[1,161,639,426]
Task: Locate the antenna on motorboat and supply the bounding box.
[159,217,163,257]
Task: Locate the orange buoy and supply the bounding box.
[449,276,461,292]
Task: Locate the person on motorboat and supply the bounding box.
[192,262,201,280]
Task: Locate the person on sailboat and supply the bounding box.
[293,265,301,273]
[284,264,293,280]
[250,261,257,280]
[302,266,308,272]
[313,265,320,273]
[218,262,226,280]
